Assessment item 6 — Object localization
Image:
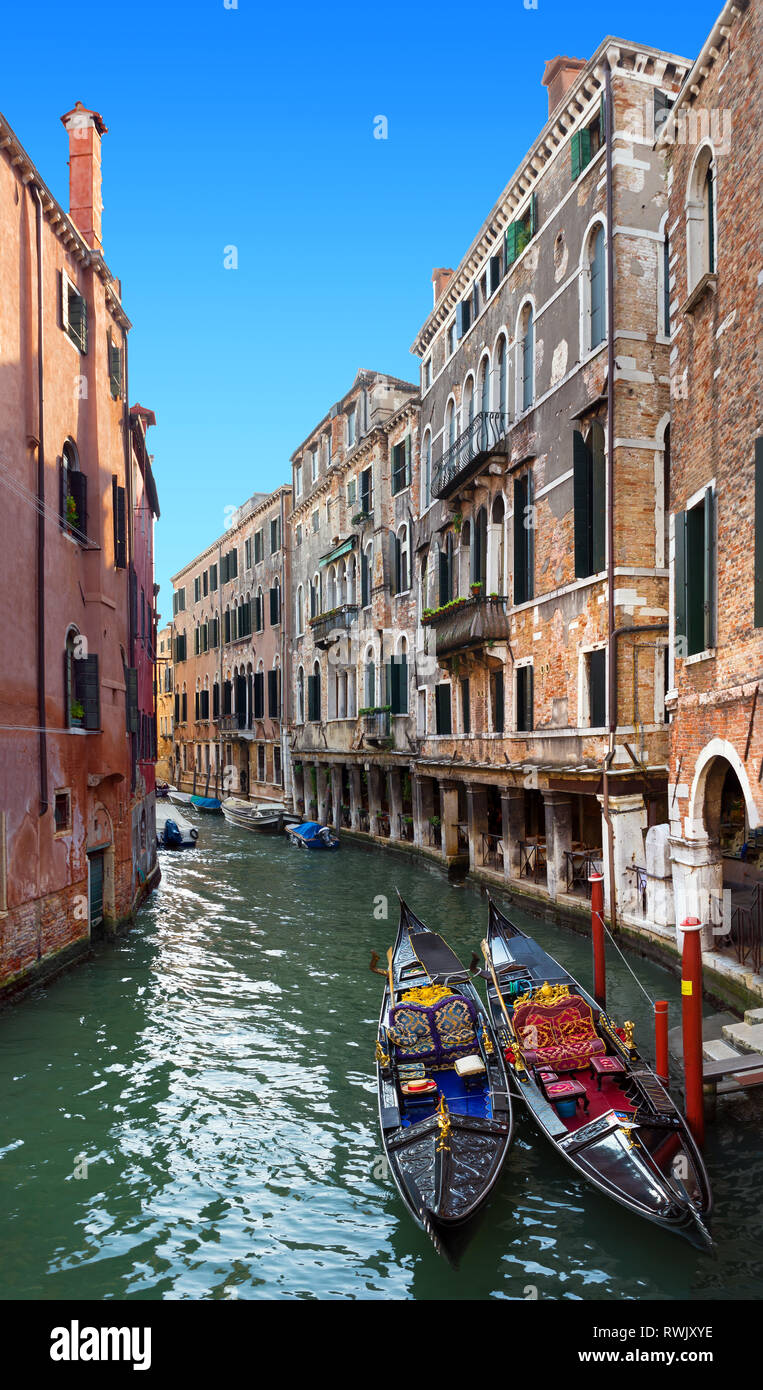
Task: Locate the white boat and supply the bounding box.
[221,798,300,834]
[168,788,193,807]
[156,802,199,849]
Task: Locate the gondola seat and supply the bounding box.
[388,994,479,1066]
[431,994,479,1062]
[387,1004,439,1063]
[513,992,605,1072]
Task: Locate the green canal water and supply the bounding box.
[1,817,762,1301]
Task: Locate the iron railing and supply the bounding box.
[730,883,763,975]
[363,709,391,740]
[309,603,358,648]
[431,410,509,499]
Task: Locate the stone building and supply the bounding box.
[171,484,292,801]
[0,102,159,998]
[656,0,762,986]
[155,625,174,783]
[407,39,691,926]
[288,370,422,837]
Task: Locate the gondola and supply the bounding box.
[374,895,512,1260]
[483,895,712,1249]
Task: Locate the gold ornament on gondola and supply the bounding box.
[481,1021,494,1055]
[435,1093,452,1152]
[375,1039,390,1068]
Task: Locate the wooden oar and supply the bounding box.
[387,946,395,1003]
[481,938,526,1076]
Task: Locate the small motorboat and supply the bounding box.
[374,895,512,1260]
[286,821,340,850]
[156,802,199,849]
[168,788,192,807]
[190,794,223,813]
[483,895,712,1249]
[222,797,291,833]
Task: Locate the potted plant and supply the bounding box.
[70,698,85,726]
[65,494,79,530]
[470,580,483,597]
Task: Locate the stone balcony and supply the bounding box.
[309,603,358,649]
[422,593,511,658]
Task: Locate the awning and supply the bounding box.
[319,537,355,567]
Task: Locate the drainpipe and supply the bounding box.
[602,53,617,929]
[33,184,48,817]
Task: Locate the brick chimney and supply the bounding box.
[432,267,454,307]
[542,56,587,118]
[60,102,108,249]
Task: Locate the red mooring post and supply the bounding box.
[680,917,705,1149]
[589,871,606,1008]
[654,1000,669,1084]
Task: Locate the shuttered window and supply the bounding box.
[181,692,187,724]
[174,692,180,724]
[513,474,534,605]
[516,666,533,732]
[439,534,454,606]
[268,669,280,717]
[213,683,220,718]
[391,436,411,494]
[361,549,370,608]
[61,272,87,353]
[108,333,122,398]
[505,194,537,268]
[209,564,218,591]
[589,226,605,348]
[253,673,265,720]
[125,667,138,733]
[387,655,408,716]
[270,587,280,625]
[491,670,505,733]
[456,299,471,338]
[460,678,470,733]
[200,689,210,720]
[307,673,321,722]
[571,128,592,181]
[254,531,263,563]
[72,654,100,730]
[360,467,373,515]
[588,649,606,727]
[66,470,88,540]
[674,487,715,657]
[435,683,452,735]
[573,428,606,577]
[174,633,187,663]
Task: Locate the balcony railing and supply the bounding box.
[431,410,509,499]
[421,593,511,657]
[216,711,246,733]
[362,708,391,741]
[309,603,358,648]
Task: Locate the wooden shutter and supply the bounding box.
[505,221,520,266]
[513,476,527,604]
[493,670,505,733]
[405,433,411,486]
[174,692,180,723]
[75,654,100,730]
[125,667,138,733]
[589,649,606,728]
[268,669,279,717]
[307,674,318,722]
[213,683,219,718]
[573,431,592,578]
[112,478,126,568]
[361,549,370,607]
[108,337,122,398]
[456,302,466,338]
[571,130,589,181]
[210,563,217,590]
[674,510,688,659]
[435,683,451,735]
[270,587,279,625]
[592,434,606,573]
[529,192,538,237]
[254,673,264,719]
[181,692,187,723]
[703,487,715,649]
[489,253,502,292]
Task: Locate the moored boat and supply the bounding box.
[483,895,712,1249]
[286,821,340,850]
[375,895,512,1260]
[168,788,192,808]
[190,794,223,813]
[156,801,199,849]
[221,797,291,833]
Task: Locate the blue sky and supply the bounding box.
[3,0,717,621]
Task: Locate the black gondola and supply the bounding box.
[484,895,713,1250]
[375,895,513,1260]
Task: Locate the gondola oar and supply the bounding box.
[481,938,527,1078]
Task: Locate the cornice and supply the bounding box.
[656,0,749,148]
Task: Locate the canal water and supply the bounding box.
[1,817,762,1301]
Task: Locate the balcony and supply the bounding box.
[362,708,391,742]
[422,593,511,658]
[309,603,358,649]
[431,411,509,500]
[216,712,247,733]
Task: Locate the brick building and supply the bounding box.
[407,39,691,924]
[0,102,159,998]
[171,485,292,801]
[656,0,762,982]
[155,624,174,783]
[288,370,422,837]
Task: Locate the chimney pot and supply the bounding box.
[432,267,454,307]
[541,56,588,118]
[60,102,108,249]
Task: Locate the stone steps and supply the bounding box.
[721,1020,763,1054]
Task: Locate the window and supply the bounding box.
[675,487,715,657]
[54,790,72,834]
[586,648,606,727]
[471,507,487,588]
[391,436,411,495]
[274,745,282,785]
[255,588,264,632]
[220,548,238,582]
[294,462,302,498]
[435,683,452,735]
[174,631,187,662]
[422,432,432,510]
[654,87,674,138]
[347,409,356,448]
[686,145,717,294]
[438,532,454,606]
[393,524,410,595]
[61,440,87,540]
[253,668,265,719]
[270,517,281,554]
[61,273,87,353]
[460,678,470,734]
[296,667,305,724]
[497,335,508,423]
[296,523,302,547]
[573,423,606,577]
[268,667,280,717]
[307,662,321,722]
[587,224,606,350]
[296,585,304,636]
[388,642,408,715]
[312,510,319,533]
[661,219,671,336]
[194,576,201,604]
[447,321,457,357]
[361,544,372,608]
[423,359,432,392]
[107,331,122,398]
[518,304,534,411]
[491,670,505,734]
[505,193,537,267]
[513,472,534,604]
[516,665,534,732]
[111,475,126,568]
[203,570,209,597]
[245,537,252,570]
[360,467,373,516]
[254,530,263,564]
[488,251,502,294]
[325,430,332,469]
[311,448,319,483]
[65,632,100,730]
[347,478,357,508]
[456,296,471,339]
[209,564,218,591]
[571,97,605,180]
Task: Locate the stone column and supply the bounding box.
[330,764,343,831]
[315,762,330,823]
[598,791,647,920]
[367,763,383,833]
[501,788,524,880]
[440,780,460,859]
[543,790,573,900]
[348,763,363,831]
[292,761,305,815]
[413,774,435,850]
[670,832,721,952]
[388,766,404,840]
[645,823,674,928]
[466,783,489,870]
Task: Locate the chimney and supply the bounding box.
[541,56,587,118]
[60,102,108,249]
[432,267,454,307]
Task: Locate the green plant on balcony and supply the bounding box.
[453,512,463,535]
[65,493,79,529]
[70,698,84,724]
[421,596,469,625]
[351,510,372,526]
[358,704,391,716]
[470,580,483,596]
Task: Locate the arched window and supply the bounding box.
[296,584,304,636]
[395,522,410,594]
[364,648,376,708]
[422,429,432,510]
[490,494,505,594]
[471,506,487,588]
[346,553,356,605]
[446,398,457,452]
[459,518,471,596]
[588,224,606,349]
[390,635,408,716]
[518,304,534,411]
[438,531,454,605]
[361,543,372,609]
[327,565,336,611]
[686,145,717,293]
[296,666,305,724]
[62,440,86,538]
[497,335,508,424]
[309,660,321,722]
[478,356,490,449]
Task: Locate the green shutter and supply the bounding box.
[703,486,715,649]
[513,476,526,605]
[674,510,688,660]
[755,440,763,627]
[405,433,411,486]
[529,191,538,237]
[125,667,138,733]
[592,434,606,573]
[505,221,520,266]
[75,654,100,730]
[571,131,582,181]
[573,431,591,578]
